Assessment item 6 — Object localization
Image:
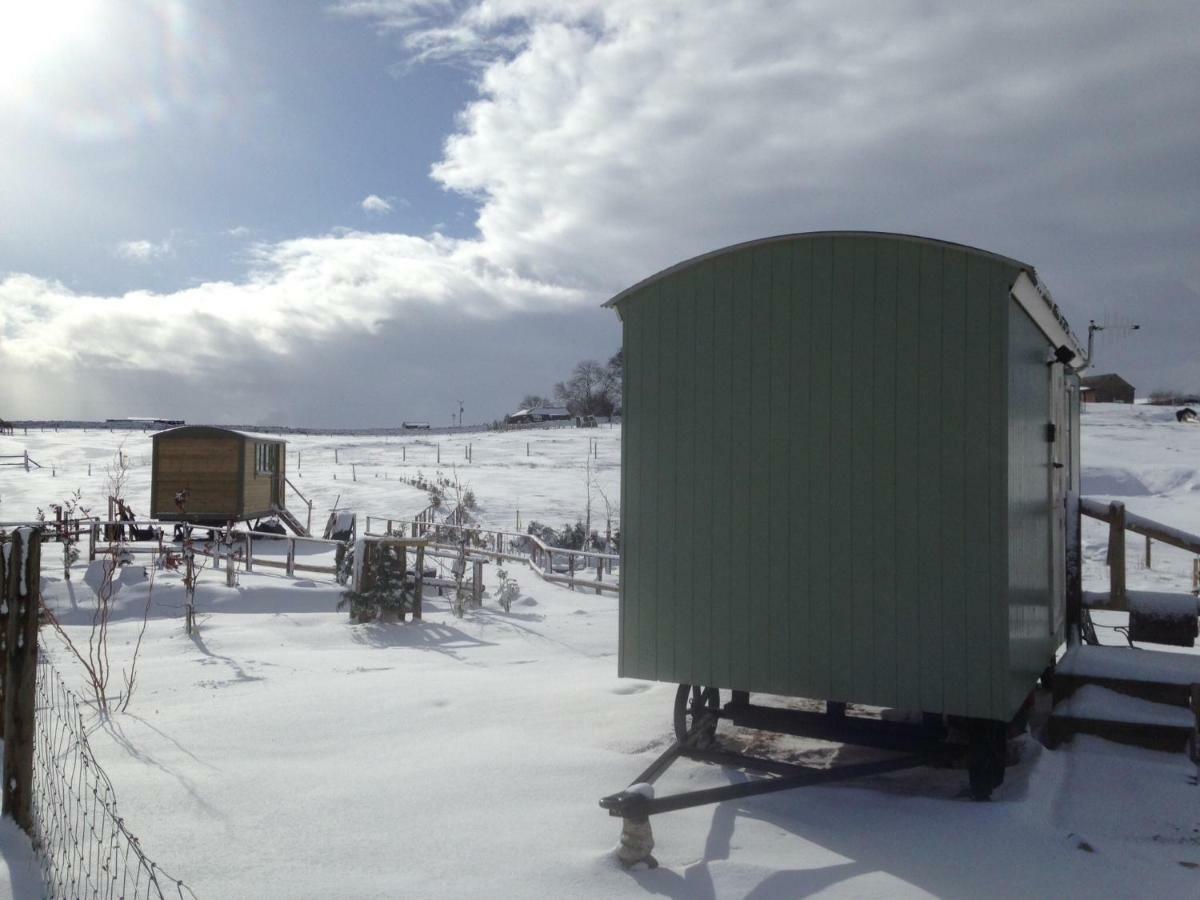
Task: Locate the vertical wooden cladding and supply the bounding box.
[613,233,1046,721]
[150,426,288,523]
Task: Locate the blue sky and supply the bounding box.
[2,1,1198,426]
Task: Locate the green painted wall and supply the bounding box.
[613,232,1063,722]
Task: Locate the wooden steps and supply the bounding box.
[1046,643,1200,752]
[275,507,310,537]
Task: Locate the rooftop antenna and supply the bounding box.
[1082,317,1139,372]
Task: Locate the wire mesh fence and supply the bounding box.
[31,657,197,899]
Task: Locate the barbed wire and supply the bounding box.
[32,657,197,900]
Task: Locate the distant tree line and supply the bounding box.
[520,349,622,418]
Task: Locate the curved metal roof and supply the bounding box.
[603,231,1036,309]
[151,425,286,443]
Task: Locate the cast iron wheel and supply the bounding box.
[673,685,720,747]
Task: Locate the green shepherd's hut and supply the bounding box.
[606,232,1084,778]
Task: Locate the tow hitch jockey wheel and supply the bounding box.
[674,685,719,747]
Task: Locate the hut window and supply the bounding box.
[256,443,278,475]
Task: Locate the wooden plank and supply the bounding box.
[871,237,899,707]
[637,288,659,679]
[962,253,994,716]
[729,248,755,690]
[807,236,834,699]
[989,262,1012,718]
[850,238,875,701]
[939,248,968,715]
[709,254,735,688]
[0,541,6,733]
[3,529,39,832]
[691,260,716,687]
[1109,501,1126,607]
[828,237,856,700]
[767,241,792,695]
[917,244,944,713]
[655,277,678,679]
[673,266,697,684]
[748,244,772,691]
[787,239,814,695]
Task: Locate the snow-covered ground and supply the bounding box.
[1,411,1199,898]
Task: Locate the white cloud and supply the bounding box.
[115,238,173,262]
[4,0,1199,418]
[226,225,251,238]
[361,194,394,215]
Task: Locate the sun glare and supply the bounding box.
[0,0,103,96]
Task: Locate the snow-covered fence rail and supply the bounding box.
[361,516,619,596]
[1081,497,1200,606]
[0,451,41,470]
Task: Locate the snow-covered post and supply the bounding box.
[3,527,40,834]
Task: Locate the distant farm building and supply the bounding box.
[149,426,303,531]
[505,405,572,425]
[402,422,431,430]
[1080,373,1134,404]
[106,417,186,427]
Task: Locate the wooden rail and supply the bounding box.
[362,515,620,595]
[284,477,314,533]
[1080,498,1200,610]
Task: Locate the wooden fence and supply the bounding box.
[1080,497,1200,608]
[361,514,620,596]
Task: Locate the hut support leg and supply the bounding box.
[616,814,657,870]
[966,719,1007,802]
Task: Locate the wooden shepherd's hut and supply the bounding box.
[150,426,292,528]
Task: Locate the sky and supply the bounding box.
[1,0,1198,427]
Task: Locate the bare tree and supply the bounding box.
[555,359,615,417]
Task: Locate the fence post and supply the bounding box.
[413,545,425,620]
[23,450,28,472]
[3,527,40,834]
[0,542,7,735]
[245,534,254,573]
[88,522,97,562]
[226,538,236,587]
[1144,535,1151,569]
[286,539,296,577]
[472,560,483,608]
[1108,501,1126,608]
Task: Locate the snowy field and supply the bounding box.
[1,411,1199,898]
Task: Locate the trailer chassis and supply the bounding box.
[600,686,1007,868]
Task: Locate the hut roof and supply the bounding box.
[1080,373,1134,391]
[151,425,286,443]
